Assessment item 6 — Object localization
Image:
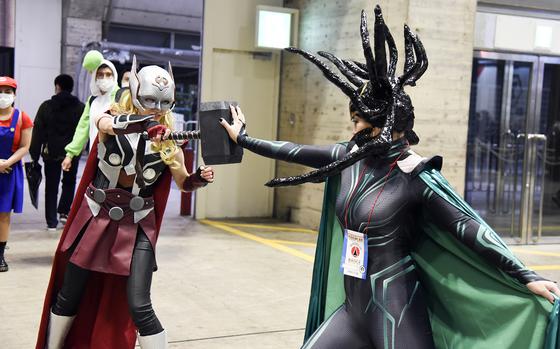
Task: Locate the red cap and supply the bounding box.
[0,77,17,89]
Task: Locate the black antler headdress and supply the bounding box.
[266,4,428,187]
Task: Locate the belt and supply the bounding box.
[86,185,154,221]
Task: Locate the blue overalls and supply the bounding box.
[0,109,24,213]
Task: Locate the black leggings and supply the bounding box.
[52,230,163,336]
[301,282,435,349]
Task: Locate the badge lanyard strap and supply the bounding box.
[363,150,407,234]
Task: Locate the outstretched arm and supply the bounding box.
[237,135,346,169]
[419,177,560,302]
[220,105,346,169]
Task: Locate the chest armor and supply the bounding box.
[94,133,166,196]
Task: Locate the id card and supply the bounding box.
[340,229,368,279]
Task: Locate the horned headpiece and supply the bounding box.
[129,55,176,112]
[266,4,428,187]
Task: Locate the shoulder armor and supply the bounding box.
[397,151,442,176]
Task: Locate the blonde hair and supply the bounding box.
[110,89,180,169]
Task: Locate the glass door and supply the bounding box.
[465,53,536,243]
[534,57,560,242]
[466,52,560,243]
[465,52,560,244]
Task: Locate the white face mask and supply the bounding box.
[121,81,129,88]
[0,93,15,109]
[96,77,114,92]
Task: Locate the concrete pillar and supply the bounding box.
[276,0,477,228]
[61,0,108,79]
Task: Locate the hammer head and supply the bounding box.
[199,101,244,165]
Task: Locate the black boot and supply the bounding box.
[0,256,7,272]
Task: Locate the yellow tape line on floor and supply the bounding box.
[201,220,560,270]
[265,239,316,247]
[510,248,560,258]
[201,220,314,263]
[527,265,560,271]
[224,222,317,234]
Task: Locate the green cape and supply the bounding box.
[304,168,560,348]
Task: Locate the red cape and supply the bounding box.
[36,138,172,349]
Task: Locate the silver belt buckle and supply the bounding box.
[93,189,106,203]
[129,196,145,211]
[108,207,124,221]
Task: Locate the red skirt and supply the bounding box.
[60,184,157,276]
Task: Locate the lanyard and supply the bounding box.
[342,150,406,231]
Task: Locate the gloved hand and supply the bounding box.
[182,165,214,191]
[197,165,214,183]
[146,122,170,142]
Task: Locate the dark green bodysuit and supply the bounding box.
[238,135,545,349]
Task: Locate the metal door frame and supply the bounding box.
[534,56,560,132]
[473,51,560,243]
[532,56,560,243]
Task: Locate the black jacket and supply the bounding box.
[30,91,84,161]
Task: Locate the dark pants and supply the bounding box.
[52,229,163,336]
[44,158,79,228]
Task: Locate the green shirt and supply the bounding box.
[64,88,118,158]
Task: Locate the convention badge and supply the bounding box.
[340,229,368,279]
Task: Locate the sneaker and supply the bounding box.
[59,214,68,225]
[0,256,8,272]
[47,226,57,232]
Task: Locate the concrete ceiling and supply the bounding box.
[479,0,560,12]
[110,0,203,32]
[113,0,202,17]
[63,0,109,19]
[63,0,203,32]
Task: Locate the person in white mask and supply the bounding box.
[61,59,119,174]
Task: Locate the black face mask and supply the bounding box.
[352,127,374,147]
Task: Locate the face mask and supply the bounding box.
[96,78,114,92]
[121,81,129,88]
[351,127,374,147]
[0,93,15,109]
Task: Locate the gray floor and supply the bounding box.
[1,181,315,348]
[1,175,560,348]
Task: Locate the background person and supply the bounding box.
[61,57,118,173]
[29,74,84,230]
[121,70,130,88]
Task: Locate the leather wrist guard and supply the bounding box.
[112,114,157,135]
[182,166,209,192]
[236,126,248,146]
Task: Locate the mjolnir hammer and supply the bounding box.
[141,101,244,165]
